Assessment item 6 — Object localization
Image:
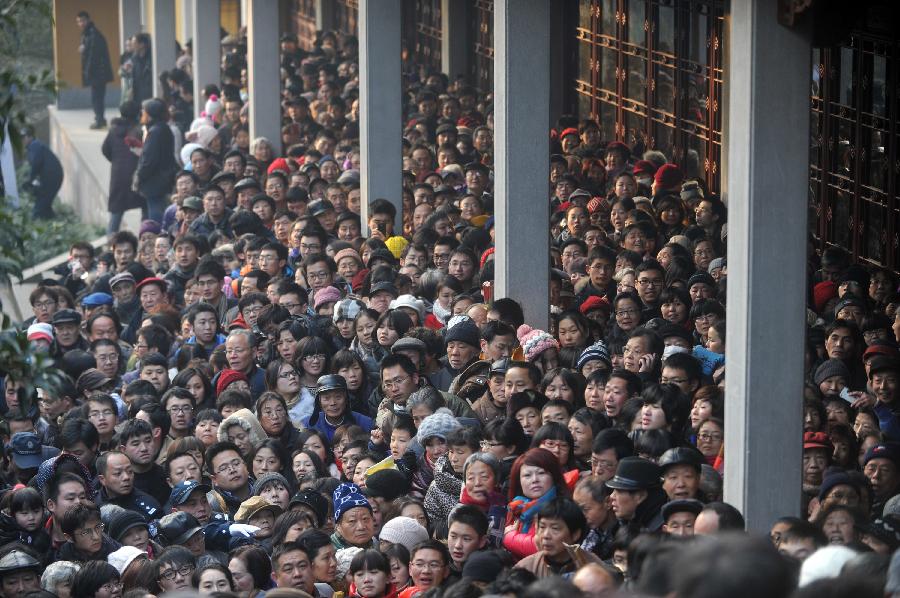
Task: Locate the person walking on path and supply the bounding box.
[101,101,145,233]
[21,125,63,220]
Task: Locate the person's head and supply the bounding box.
[590,431,633,487]
[409,540,451,591]
[155,546,195,593]
[270,541,312,591]
[380,354,420,405]
[70,559,119,598]
[535,497,588,558]
[60,501,104,555]
[59,417,100,469]
[229,544,272,594]
[40,560,80,598]
[509,447,566,501]
[447,505,489,567]
[97,451,134,498]
[349,549,391,598]
[206,441,249,493]
[46,472,89,525]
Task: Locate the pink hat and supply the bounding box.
[334,248,363,267]
[314,286,343,310]
[517,325,560,363]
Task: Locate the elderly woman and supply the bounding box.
[41,561,81,598]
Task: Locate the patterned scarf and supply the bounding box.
[508,486,558,533]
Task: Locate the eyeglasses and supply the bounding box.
[215,458,244,475]
[412,560,445,570]
[694,314,716,322]
[159,564,195,581]
[637,278,663,287]
[89,409,115,418]
[96,354,119,363]
[300,243,322,252]
[590,457,617,469]
[243,305,264,314]
[615,308,639,317]
[167,405,194,414]
[306,271,330,281]
[382,376,410,390]
[280,302,301,311]
[77,522,105,538]
[195,278,219,288]
[302,354,326,362]
[661,377,687,385]
[33,300,56,310]
[262,407,287,417]
[279,370,299,380]
[697,433,723,442]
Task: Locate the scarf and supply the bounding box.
[508,486,557,533]
[460,486,506,511]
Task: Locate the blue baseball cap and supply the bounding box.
[7,432,43,469]
[169,480,211,506]
[81,292,114,307]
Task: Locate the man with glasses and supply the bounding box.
[236,292,270,330]
[161,387,196,441]
[577,246,618,308]
[406,539,453,596]
[59,502,119,562]
[154,546,196,593]
[634,261,666,316]
[258,243,291,280]
[375,355,421,431]
[28,287,59,326]
[301,253,336,295]
[95,451,160,522]
[206,441,253,517]
[194,258,237,327]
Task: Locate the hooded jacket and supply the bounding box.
[217,409,268,448]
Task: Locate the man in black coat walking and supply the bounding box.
[76,11,113,129]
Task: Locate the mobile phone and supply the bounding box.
[839,387,854,404]
[377,222,387,235]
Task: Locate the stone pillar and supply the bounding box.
[315,0,335,32]
[440,0,466,81]
[493,0,550,330]
[119,0,142,50]
[180,0,195,44]
[150,0,176,97]
[723,0,810,531]
[192,0,221,117]
[358,0,402,234]
[247,0,281,150]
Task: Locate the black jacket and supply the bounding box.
[129,51,154,104]
[101,118,145,213]
[135,121,177,199]
[80,22,113,86]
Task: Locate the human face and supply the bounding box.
[13,504,42,533]
[353,567,389,598]
[544,375,574,403]
[424,437,448,463]
[319,389,347,420]
[542,405,569,426]
[252,447,281,478]
[120,524,150,551]
[865,457,900,500]
[292,452,318,483]
[615,300,641,334]
[382,364,417,405]
[166,396,194,432]
[557,318,585,348]
[519,464,553,500]
[664,511,697,537]
[693,241,715,271]
[258,398,287,437]
[305,261,332,293]
[88,315,118,342]
[696,421,723,458]
[337,361,364,392]
[603,377,630,419]
[536,515,577,558]
[640,402,667,430]
[197,568,231,594]
[446,340,477,371]
[141,364,168,393]
[539,438,570,465]
[661,366,693,396]
[337,506,375,547]
[822,509,856,545]
[689,399,713,430]
[1,569,40,598]
[825,327,855,360]
[568,419,593,458]
[610,488,644,520]
[54,321,81,349]
[113,242,136,270]
[94,344,119,379]
[225,334,253,372]
[410,548,448,591]
[448,521,485,567]
[448,444,474,474]
[464,460,496,502]
[211,449,249,491]
[515,407,540,436]
[662,464,700,500]
[872,370,899,405]
[88,400,117,436]
[573,486,609,530]
[389,428,413,460]
[100,453,134,497]
[504,367,534,398]
[175,487,211,524]
[174,241,199,268]
[355,314,376,347]
[273,548,311,591]
[303,434,326,464]
[636,271,664,305]
[229,557,254,593]
[310,544,337,583]
[122,432,154,467]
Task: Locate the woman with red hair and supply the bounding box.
[502,447,569,559]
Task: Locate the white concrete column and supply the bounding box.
[192,0,221,117]
[359,0,403,234]
[180,0,195,45]
[440,0,466,80]
[151,0,177,97]
[247,0,281,151]
[315,0,335,32]
[119,0,142,50]
[493,0,550,329]
[723,0,810,531]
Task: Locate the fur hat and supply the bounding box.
[217,409,267,448]
[517,325,559,363]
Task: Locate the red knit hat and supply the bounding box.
[216,369,249,396]
[813,280,838,314]
[579,295,610,315]
[268,157,291,175]
[480,247,495,269]
[633,160,658,177]
[654,164,684,190]
[560,127,579,139]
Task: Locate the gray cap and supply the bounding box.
[182,196,203,212]
[0,549,40,573]
[109,272,136,289]
[391,337,427,355]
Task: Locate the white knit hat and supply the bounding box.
[335,547,364,580]
[108,545,147,574]
[379,516,430,552]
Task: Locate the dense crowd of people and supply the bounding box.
[10,10,900,598]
